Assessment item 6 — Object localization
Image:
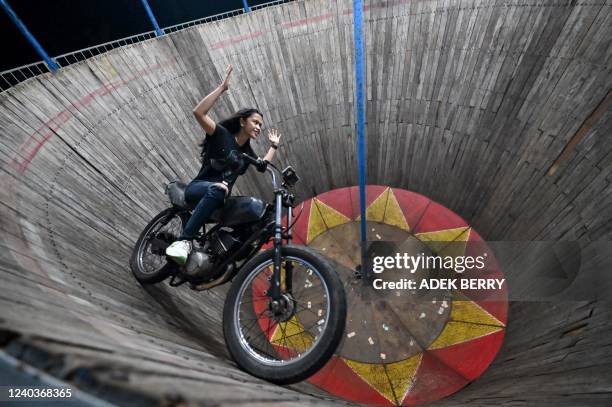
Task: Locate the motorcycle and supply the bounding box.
[129,155,347,384]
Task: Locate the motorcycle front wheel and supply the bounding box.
[223,244,346,384]
[129,208,184,284]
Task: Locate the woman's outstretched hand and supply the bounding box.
[220,65,233,92]
[267,128,281,146]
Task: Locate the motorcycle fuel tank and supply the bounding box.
[210,196,267,226]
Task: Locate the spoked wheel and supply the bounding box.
[223,245,346,384]
[129,208,185,284]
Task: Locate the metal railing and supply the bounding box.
[0,0,293,92]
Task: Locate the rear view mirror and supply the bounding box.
[282,166,299,187]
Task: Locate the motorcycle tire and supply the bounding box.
[129,208,183,284]
[223,244,346,384]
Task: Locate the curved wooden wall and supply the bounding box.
[0,0,610,404]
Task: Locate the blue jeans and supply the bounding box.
[179,180,226,240]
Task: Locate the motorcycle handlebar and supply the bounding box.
[241,153,282,189]
[241,153,268,173]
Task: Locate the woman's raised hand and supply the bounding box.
[267,128,281,146]
[220,65,233,92]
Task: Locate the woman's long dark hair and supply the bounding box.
[198,108,262,148]
[218,107,263,134]
[198,108,262,157]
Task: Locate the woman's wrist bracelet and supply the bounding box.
[270,143,278,150]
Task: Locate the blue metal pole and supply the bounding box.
[353,0,367,274]
[242,0,251,12]
[0,0,59,71]
[140,0,164,36]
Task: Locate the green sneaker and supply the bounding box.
[165,240,192,265]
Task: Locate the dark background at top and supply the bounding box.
[1,0,273,71]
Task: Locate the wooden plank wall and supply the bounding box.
[363,0,611,242]
[0,0,610,404]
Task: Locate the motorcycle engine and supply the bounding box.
[185,249,213,278]
[185,229,241,279]
[209,229,242,256]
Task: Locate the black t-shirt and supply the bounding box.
[194,124,257,188]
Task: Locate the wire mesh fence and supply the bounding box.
[0,0,294,93]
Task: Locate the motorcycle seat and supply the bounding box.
[166,181,229,211]
[165,181,265,226]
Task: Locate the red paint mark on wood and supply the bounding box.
[11,58,177,175]
[211,30,269,50]
[547,89,612,176]
[282,13,332,28]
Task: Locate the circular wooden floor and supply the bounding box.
[280,186,509,406]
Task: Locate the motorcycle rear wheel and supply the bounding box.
[223,244,346,384]
[129,208,183,284]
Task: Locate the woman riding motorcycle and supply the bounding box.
[166,65,281,264]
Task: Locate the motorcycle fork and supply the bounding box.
[270,191,296,300]
[284,205,293,292]
[270,192,283,301]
